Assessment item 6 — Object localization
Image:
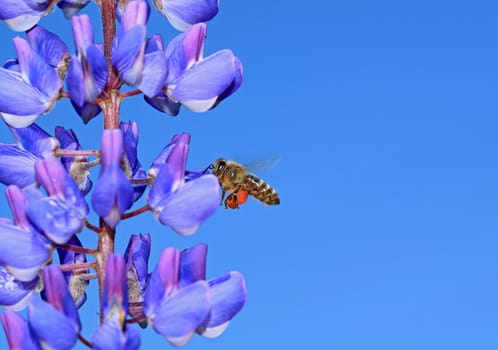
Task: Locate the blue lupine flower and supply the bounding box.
[67,14,107,123]
[124,233,151,306]
[148,133,187,179]
[143,247,210,346]
[153,0,219,31]
[0,1,248,347]
[0,310,40,349]
[120,121,147,202]
[0,186,51,282]
[140,34,169,97]
[148,132,220,235]
[0,123,58,188]
[91,129,134,228]
[0,0,59,32]
[180,244,247,338]
[113,1,167,97]
[24,157,89,244]
[0,265,40,311]
[56,235,89,308]
[0,26,66,127]
[29,265,81,349]
[113,0,149,86]
[55,126,93,195]
[145,23,243,115]
[143,244,247,346]
[58,0,91,19]
[92,254,141,350]
[26,25,70,79]
[0,187,43,309]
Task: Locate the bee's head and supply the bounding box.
[211,158,227,175]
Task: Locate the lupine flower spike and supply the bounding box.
[0,0,248,348]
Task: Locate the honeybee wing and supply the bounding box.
[237,155,282,174]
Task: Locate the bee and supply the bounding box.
[210,158,280,209]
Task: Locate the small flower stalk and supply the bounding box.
[0,0,247,348]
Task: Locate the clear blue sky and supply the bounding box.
[1,1,498,349]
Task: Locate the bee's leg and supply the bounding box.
[220,188,226,205]
[224,191,233,209]
[232,187,241,210]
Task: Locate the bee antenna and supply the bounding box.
[204,164,214,173]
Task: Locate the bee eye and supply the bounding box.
[217,163,225,173]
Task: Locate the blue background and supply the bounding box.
[1,0,498,349]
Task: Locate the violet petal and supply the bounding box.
[157,174,220,235]
[152,281,210,347]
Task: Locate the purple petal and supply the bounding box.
[121,0,150,30]
[92,129,133,227]
[179,243,207,288]
[102,254,128,320]
[139,49,167,97]
[55,126,93,196]
[162,133,188,186]
[165,23,206,83]
[0,311,39,349]
[216,56,243,104]
[124,233,151,298]
[42,265,81,331]
[86,45,108,93]
[28,297,78,349]
[9,123,58,158]
[147,164,175,209]
[92,321,141,350]
[120,121,146,201]
[113,26,146,85]
[171,49,238,112]
[67,55,85,106]
[0,112,40,129]
[144,91,180,115]
[143,247,180,317]
[71,14,94,52]
[91,166,133,227]
[0,144,38,187]
[58,0,91,19]
[3,58,20,72]
[34,157,89,216]
[120,121,140,170]
[56,235,88,308]
[100,128,123,168]
[67,48,107,106]
[13,36,62,101]
[69,15,107,103]
[5,185,30,230]
[91,164,133,228]
[26,25,69,70]
[25,189,85,244]
[200,271,247,336]
[155,0,218,31]
[157,174,220,235]
[185,168,209,182]
[71,100,102,123]
[0,221,50,281]
[149,133,189,177]
[0,1,50,32]
[148,133,190,207]
[0,266,39,310]
[152,281,210,347]
[0,68,49,116]
[145,34,164,53]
